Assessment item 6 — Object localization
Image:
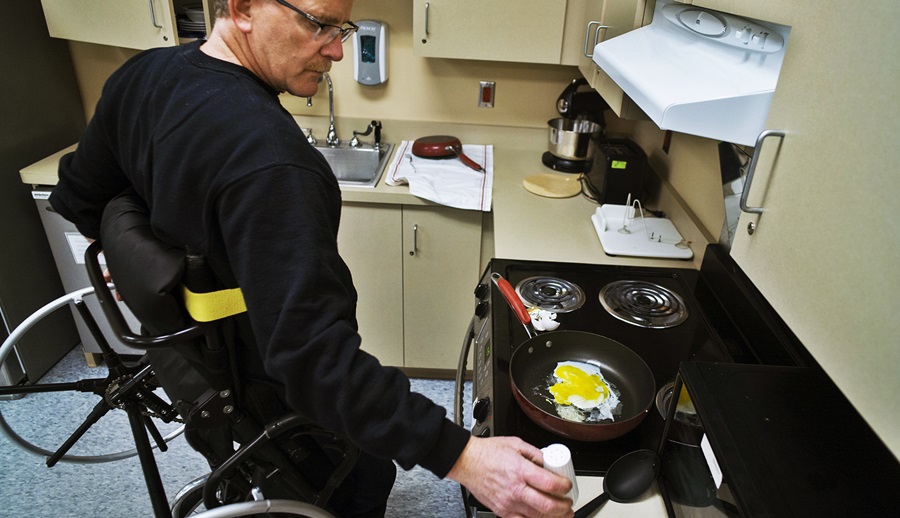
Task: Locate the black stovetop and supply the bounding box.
[470,246,809,476]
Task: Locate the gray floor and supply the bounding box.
[0,347,470,517]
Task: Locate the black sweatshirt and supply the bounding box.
[50,41,470,477]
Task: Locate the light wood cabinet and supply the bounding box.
[39,0,212,50]
[567,0,653,119]
[412,0,569,64]
[401,205,483,370]
[339,202,482,371]
[337,203,405,366]
[701,1,900,457]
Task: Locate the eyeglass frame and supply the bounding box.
[273,0,359,43]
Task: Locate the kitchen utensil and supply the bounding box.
[522,172,581,198]
[411,135,483,171]
[573,449,660,518]
[491,273,655,441]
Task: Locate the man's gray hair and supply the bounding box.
[212,0,229,18]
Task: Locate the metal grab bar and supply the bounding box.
[740,130,786,215]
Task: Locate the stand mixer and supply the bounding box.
[542,78,609,173]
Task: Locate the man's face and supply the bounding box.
[248,0,354,96]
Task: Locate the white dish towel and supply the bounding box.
[385,140,493,212]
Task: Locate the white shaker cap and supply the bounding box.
[541,443,579,503]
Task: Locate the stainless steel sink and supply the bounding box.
[315,143,393,188]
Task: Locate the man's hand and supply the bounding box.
[102,267,123,301]
[447,436,574,518]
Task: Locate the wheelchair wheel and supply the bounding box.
[0,286,184,464]
[172,476,337,518]
[171,475,207,517]
[188,500,336,518]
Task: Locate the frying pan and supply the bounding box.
[411,135,484,172]
[492,273,655,441]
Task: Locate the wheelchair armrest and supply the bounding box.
[84,240,208,349]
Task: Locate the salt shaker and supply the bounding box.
[541,443,579,503]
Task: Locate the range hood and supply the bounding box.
[593,0,791,146]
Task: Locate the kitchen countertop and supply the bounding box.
[574,477,668,517]
[21,119,704,517]
[19,118,707,272]
[332,117,707,269]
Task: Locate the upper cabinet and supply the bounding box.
[412,0,569,64]
[566,0,653,119]
[40,0,212,50]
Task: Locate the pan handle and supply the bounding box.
[490,273,537,338]
[448,147,484,172]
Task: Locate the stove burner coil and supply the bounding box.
[599,280,688,328]
[515,277,585,313]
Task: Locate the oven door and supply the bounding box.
[657,362,900,517]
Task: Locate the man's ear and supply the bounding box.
[230,0,255,32]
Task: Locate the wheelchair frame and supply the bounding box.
[0,241,359,518]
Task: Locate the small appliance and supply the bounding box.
[542,78,608,173]
[583,137,647,204]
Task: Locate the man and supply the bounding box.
[49,1,574,516]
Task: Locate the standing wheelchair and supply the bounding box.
[0,191,359,517]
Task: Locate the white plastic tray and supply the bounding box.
[591,204,693,260]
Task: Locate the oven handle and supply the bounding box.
[454,317,476,428]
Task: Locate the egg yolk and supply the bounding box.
[549,364,610,406]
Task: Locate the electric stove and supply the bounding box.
[457,245,811,483]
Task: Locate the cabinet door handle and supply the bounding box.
[740,129,786,216]
[424,2,430,37]
[148,0,163,29]
[409,224,418,256]
[583,21,608,58]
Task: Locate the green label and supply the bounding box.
[612,160,627,169]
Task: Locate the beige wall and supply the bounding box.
[633,123,725,242]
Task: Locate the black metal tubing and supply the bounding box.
[0,378,107,397]
[84,241,210,349]
[126,400,173,518]
[73,251,179,517]
[202,413,359,510]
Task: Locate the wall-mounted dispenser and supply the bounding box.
[353,20,388,86]
[593,0,791,146]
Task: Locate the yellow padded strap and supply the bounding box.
[182,285,247,322]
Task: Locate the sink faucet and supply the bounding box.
[323,72,339,147]
[350,120,383,149]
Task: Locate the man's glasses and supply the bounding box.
[273,0,359,44]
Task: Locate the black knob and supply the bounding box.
[474,283,489,299]
[478,427,491,438]
[475,301,490,319]
[472,398,490,423]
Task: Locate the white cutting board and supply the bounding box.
[591,205,693,260]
